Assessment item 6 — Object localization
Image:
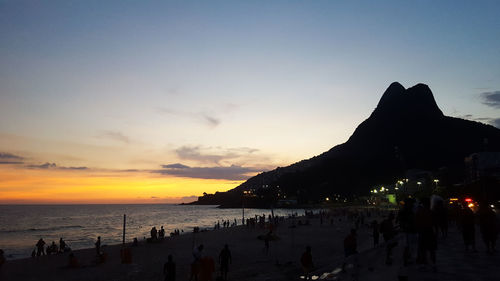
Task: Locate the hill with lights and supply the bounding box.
[194,82,500,207]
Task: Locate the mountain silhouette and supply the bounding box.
[195,82,500,206]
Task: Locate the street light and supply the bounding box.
[433,179,439,189]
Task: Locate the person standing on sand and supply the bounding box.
[380,213,397,265]
[0,249,5,269]
[36,238,46,256]
[263,230,272,254]
[59,237,66,253]
[190,244,204,281]
[163,254,176,281]
[301,246,314,280]
[397,198,417,265]
[371,220,380,247]
[219,244,232,281]
[478,203,498,253]
[95,236,101,256]
[460,205,476,252]
[342,229,357,272]
[200,256,215,281]
[415,198,437,270]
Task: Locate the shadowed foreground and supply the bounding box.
[0,214,498,281]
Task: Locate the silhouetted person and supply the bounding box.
[163,254,176,281]
[219,244,232,281]
[371,220,380,246]
[36,238,46,256]
[59,238,67,253]
[380,213,397,265]
[460,206,476,252]
[95,236,101,255]
[301,246,314,280]
[342,229,357,271]
[47,241,58,255]
[264,230,272,254]
[415,198,437,269]
[190,244,204,281]
[432,200,448,238]
[0,249,5,269]
[159,226,165,239]
[200,256,215,281]
[478,204,498,253]
[151,226,158,240]
[398,198,417,265]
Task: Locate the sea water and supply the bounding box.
[0,204,303,260]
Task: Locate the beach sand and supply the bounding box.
[2,212,497,281]
[0,214,374,281]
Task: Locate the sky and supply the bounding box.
[1,0,499,203]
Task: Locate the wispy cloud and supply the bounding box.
[201,113,220,127]
[0,152,24,164]
[153,163,261,180]
[457,114,500,129]
[0,161,24,164]
[175,146,259,165]
[26,162,88,170]
[96,130,130,144]
[157,107,221,128]
[480,91,500,108]
[162,163,190,169]
[490,118,500,128]
[0,152,24,160]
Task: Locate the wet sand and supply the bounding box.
[0,215,376,281]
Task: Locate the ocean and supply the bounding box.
[0,204,303,260]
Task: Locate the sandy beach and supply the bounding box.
[0,211,377,281]
[1,209,498,281]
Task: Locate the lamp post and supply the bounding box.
[433,179,439,190]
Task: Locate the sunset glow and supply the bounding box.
[0,167,244,204]
[1,0,499,204]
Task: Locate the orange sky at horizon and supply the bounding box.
[0,167,244,204]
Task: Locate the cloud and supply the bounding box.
[26,162,88,170]
[0,161,24,164]
[157,107,221,128]
[202,113,220,127]
[162,163,190,169]
[457,114,500,129]
[0,152,24,164]
[153,163,261,180]
[180,195,198,201]
[491,118,500,128]
[175,146,259,165]
[0,152,24,160]
[97,130,130,144]
[480,91,500,108]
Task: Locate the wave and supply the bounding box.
[0,225,83,233]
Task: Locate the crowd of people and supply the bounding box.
[31,237,70,258]
[362,196,499,273]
